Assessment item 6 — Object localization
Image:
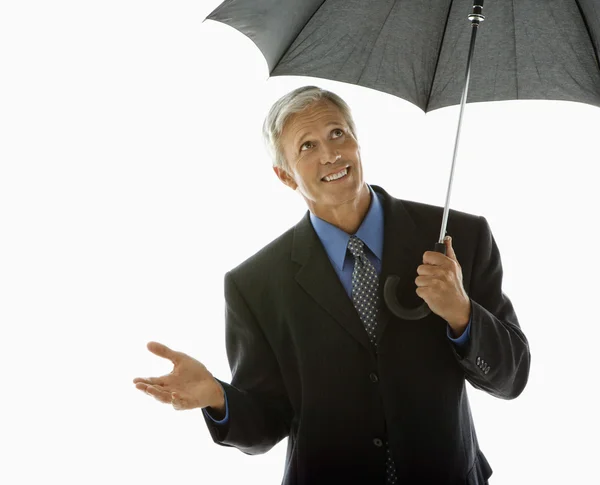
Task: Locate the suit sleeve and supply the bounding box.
[202,270,294,454]
[446,317,471,346]
[202,380,229,424]
[448,216,531,399]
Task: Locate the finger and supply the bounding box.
[171,392,185,410]
[417,264,444,278]
[422,251,447,266]
[133,377,165,386]
[417,264,440,276]
[141,384,173,404]
[146,341,180,364]
[444,236,457,261]
[134,382,157,394]
[134,382,158,393]
[415,275,437,287]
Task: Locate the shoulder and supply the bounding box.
[373,184,484,227]
[225,222,297,288]
[401,198,483,225]
[376,187,491,266]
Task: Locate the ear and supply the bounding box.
[273,166,298,191]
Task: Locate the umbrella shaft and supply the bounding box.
[439,15,484,244]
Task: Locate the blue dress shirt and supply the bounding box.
[204,183,472,425]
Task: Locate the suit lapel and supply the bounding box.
[292,211,374,354]
[372,185,430,344]
[291,185,430,354]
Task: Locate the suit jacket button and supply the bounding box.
[370,373,379,383]
[485,366,490,374]
[373,438,383,447]
[476,356,481,365]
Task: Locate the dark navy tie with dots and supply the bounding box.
[347,235,398,484]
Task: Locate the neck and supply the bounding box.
[311,184,371,234]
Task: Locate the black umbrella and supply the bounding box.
[203,0,600,320]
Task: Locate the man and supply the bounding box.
[133,86,530,484]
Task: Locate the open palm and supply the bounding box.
[133,341,222,411]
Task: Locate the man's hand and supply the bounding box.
[133,341,225,412]
[415,236,471,335]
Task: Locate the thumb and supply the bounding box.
[444,236,457,260]
[147,341,179,364]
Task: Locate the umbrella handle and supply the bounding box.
[384,1,483,321]
[383,242,447,320]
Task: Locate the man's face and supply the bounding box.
[274,100,364,212]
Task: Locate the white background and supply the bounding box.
[1,2,599,484]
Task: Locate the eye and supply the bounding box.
[300,129,344,152]
[300,141,313,151]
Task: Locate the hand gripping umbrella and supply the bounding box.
[203,0,600,320]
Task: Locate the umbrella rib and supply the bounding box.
[574,0,600,74]
[511,0,519,99]
[279,0,329,66]
[356,1,396,85]
[424,1,454,112]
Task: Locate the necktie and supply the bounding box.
[347,235,398,484]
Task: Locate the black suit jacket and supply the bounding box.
[203,184,531,485]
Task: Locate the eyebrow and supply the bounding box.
[296,122,343,147]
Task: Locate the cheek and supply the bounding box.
[295,165,317,185]
[343,138,359,151]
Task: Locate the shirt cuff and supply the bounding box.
[447,312,472,346]
[202,381,229,425]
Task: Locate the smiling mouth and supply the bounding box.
[322,166,351,182]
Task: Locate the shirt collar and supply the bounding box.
[309,184,384,271]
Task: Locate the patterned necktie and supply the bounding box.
[347,235,398,484]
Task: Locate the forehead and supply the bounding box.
[282,100,346,144]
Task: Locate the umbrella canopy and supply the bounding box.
[204,0,600,112]
[203,0,600,320]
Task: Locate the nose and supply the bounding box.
[320,146,341,164]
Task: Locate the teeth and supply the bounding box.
[324,168,348,182]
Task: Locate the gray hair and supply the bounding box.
[262,86,359,172]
